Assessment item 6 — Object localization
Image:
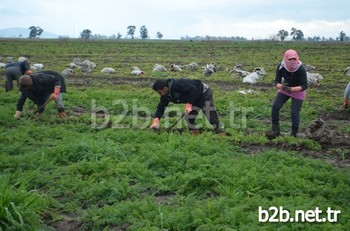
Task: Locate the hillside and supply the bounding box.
[0,27,59,38]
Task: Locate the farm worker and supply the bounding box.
[343,82,350,109]
[4,57,32,92]
[149,78,225,135]
[266,49,308,139]
[13,71,67,119]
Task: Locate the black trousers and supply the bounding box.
[5,67,21,92]
[185,88,220,130]
[271,92,303,131]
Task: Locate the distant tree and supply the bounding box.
[339,31,346,41]
[29,26,44,39]
[127,25,136,39]
[277,29,289,41]
[140,25,148,39]
[156,32,163,39]
[290,27,304,41]
[117,32,122,39]
[80,29,92,39]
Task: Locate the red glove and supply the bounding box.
[184,103,192,115]
[51,86,61,100]
[344,99,349,109]
[150,118,160,129]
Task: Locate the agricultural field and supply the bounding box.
[0,38,349,231]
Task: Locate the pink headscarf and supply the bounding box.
[281,49,302,72]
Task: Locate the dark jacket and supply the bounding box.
[155,78,204,119]
[16,72,66,111]
[274,63,308,91]
[5,60,31,75]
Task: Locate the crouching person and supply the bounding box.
[14,71,67,119]
[149,78,225,134]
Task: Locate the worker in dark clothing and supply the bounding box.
[14,71,67,118]
[5,57,32,92]
[150,78,224,134]
[266,49,308,139]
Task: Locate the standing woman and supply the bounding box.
[5,57,32,92]
[266,49,308,139]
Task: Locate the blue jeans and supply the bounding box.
[271,92,303,132]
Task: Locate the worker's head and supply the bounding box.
[152,79,169,96]
[283,49,300,72]
[18,56,28,63]
[19,75,33,90]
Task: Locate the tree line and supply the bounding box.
[80,25,163,40]
[276,27,349,42]
[28,25,349,42]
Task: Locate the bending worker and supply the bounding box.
[149,78,224,135]
[5,57,32,92]
[14,71,67,118]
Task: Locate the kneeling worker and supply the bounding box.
[14,71,67,118]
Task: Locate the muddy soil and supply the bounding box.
[242,110,350,168]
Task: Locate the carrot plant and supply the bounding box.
[0,39,349,230]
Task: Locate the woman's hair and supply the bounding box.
[152,79,168,91]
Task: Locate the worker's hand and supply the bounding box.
[184,103,192,115]
[276,83,283,89]
[282,85,292,94]
[50,93,58,100]
[58,112,66,118]
[25,70,33,75]
[50,86,61,100]
[344,99,349,109]
[149,118,160,129]
[13,110,22,119]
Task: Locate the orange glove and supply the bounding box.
[184,103,192,115]
[51,86,61,100]
[344,99,349,109]
[58,112,66,118]
[150,118,160,129]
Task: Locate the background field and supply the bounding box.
[0,39,349,231]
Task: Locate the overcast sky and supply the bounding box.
[1,0,349,39]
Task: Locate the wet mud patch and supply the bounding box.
[320,110,350,121]
[240,141,350,168]
[241,112,350,168]
[46,213,82,231]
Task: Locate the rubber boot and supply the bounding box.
[291,127,298,137]
[213,123,226,135]
[266,123,280,140]
[272,123,280,136]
